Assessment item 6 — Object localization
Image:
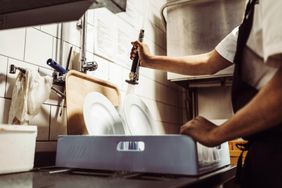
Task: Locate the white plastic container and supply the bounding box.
[0,125,37,174]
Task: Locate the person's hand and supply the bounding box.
[180,116,223,147]
[130,41,152,67]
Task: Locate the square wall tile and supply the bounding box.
[86,24,95,53]
[0,56,8,97]
[0,28,25,60]
[147,4,165,32]
[50,105,67,140]
[87,10,95,26]
[144,21,166,48]
[30,104,50,141]
[86,55,109,81]
[25,28,53,68]
[140,68,155,81]
[53,40,74,70]
[124,0,146,29]
[134,75,156,100]
[115,16,137,67]
[86,51,94,62]
[93,8,117,61]
[108,63,127,91]
[52,38,60,63]
[0,97,11,124]
[41,24,58,37]
[62,22,81,47]
[126,0,147,15]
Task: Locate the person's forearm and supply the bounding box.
[141,50,231,75]
[213,67,282,142]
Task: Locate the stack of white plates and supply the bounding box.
[83,92,154,135]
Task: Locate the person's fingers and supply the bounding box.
[130,52,136,60]
[131,41,142,45]
[130,41,141,60]
[130,51,136,57]
[131,41,142,49]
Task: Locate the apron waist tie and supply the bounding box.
[235,142,250,184]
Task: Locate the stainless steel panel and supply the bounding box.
[167,0,246,55]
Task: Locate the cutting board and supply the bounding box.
[65,70,120,135]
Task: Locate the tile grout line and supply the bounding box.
[0,53,54,73]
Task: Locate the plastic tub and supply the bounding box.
[0,125,37,174]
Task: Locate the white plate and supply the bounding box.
[83,92,125,135]
[123,94,154,135]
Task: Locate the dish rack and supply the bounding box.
[55,135,230,176]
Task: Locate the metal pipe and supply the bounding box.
[80,13,87,73]
[161,0,196,28]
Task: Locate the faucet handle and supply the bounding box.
[82,61,98,72]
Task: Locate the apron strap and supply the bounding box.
[231,0,257,184]
[231,0,257,112]
[234,142,250,183]
[233,0,257,67]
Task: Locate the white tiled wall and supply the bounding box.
[0,28,26,61]
[0,0,183,151]
[25,28,54,68]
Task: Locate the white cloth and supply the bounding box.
[215,1,282,90]
[8,69,52,124]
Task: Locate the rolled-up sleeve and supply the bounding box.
[215,27,239,63]
[262,0,282,63]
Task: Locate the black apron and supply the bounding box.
[232,0,282,187]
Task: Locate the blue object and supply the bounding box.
[47,58,67,74]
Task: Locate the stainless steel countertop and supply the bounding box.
[0,166,236,188]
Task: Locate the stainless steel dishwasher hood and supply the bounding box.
[0,0,127,30]
[165,0,246,81]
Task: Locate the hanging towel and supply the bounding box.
[8,69,52,124]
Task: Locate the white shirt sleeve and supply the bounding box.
[261,0,282,62]
[215,27,239,63]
